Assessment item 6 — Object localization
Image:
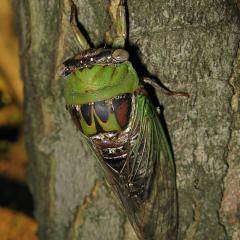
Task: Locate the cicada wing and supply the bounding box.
[85,94,177,240]
[114,95,177,240]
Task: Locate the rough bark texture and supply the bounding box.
[17,0,240,239]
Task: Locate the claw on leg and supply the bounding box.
[104,31,113,45]
[69,0,89,50]
[143,77,190,97]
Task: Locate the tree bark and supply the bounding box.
[17,0,240,239]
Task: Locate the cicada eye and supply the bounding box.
[112,49,129,62]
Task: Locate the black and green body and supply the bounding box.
[62,1,178,239]
[63,49,177,239]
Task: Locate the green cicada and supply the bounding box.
[63,1,187,239]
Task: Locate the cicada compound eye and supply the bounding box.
[112,49,129,62]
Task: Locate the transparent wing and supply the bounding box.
[86,94,177,239]
[110,95,177,239]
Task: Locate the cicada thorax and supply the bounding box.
[64,47,141,176]
[66,93,132,136]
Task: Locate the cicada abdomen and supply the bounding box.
[63,48,177,239]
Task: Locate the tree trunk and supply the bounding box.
[16,0,240,239]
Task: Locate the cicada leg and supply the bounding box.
[58,1,90,77]
[107,0,127,48]
[104,30,113,46]
[69,0,89,50]
[143,77,190,97]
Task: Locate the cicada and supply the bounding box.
[63,1,187,239]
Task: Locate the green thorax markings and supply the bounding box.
[64,61,139,105]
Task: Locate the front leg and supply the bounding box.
[108,0,127,48]
[69,0,90,50]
